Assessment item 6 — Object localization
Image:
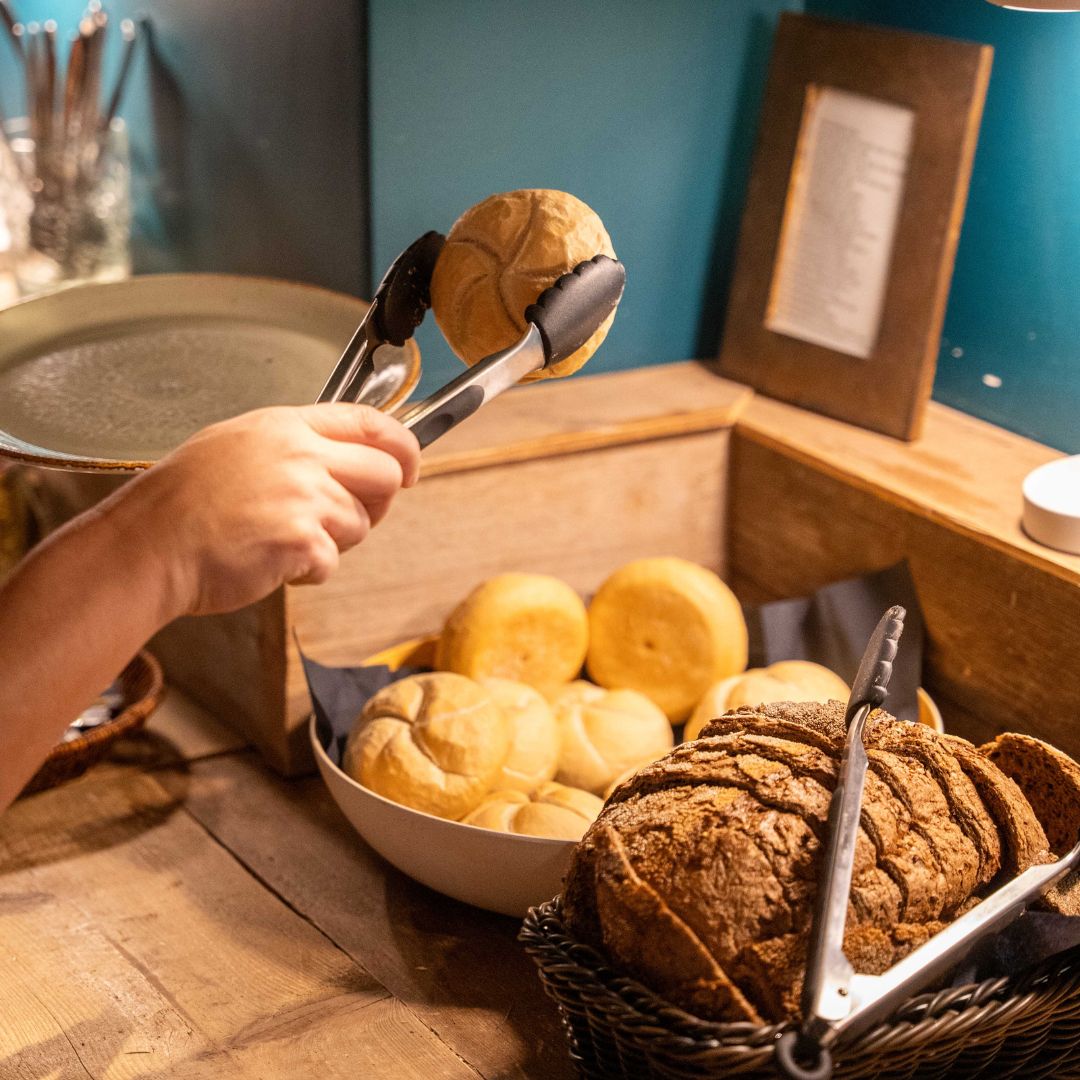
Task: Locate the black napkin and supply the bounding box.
[747,561,923,723]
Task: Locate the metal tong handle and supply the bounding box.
[834,834,1080,1045]
[776,605,906,1080]
[317,231,445,404]
[398,254,626,448]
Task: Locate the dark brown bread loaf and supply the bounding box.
[563,701,1056,1023]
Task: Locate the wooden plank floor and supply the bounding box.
[0,692,574,1079]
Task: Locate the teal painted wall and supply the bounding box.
[806,0,1080,452]
[372,0,1080,451]
[369,0,798,396]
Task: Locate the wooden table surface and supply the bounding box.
[0,691,577,1079]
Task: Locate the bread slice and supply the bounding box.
[979,732,1080,916]
[940,733,1050,874]
[591,823,763,1023]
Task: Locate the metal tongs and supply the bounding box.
[317,231,447,406]
[319,232,626,448]
[775,606,1080,1080]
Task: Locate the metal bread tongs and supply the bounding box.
[775,607,1080,1080]
[317,231,447,406]
[397,254,626,448]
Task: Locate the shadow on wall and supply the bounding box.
[139,18,191,269]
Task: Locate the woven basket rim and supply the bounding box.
[521,896,1080,1064]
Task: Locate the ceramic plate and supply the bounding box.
[0,274,421,471]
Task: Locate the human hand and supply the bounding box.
[97,404,420,618]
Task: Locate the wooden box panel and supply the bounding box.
[729,395,1080,751]
[154,363,751,774]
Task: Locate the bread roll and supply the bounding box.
[342,672,509,820]
[564,700,1056,1023]
[552,680,673,795]
[463,781,603,840]
[436,573,589,691]
[479,677,560,793]
[430,189,617,381]
[684,660,849,740]
[587,557,748,722]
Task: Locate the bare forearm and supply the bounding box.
[0,495,179,809]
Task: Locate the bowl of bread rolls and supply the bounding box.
[311,556,933,917]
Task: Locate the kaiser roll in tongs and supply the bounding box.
[397,254,625,447]
[775,607,1080,1080]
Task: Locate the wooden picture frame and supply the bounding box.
[718,13,992,440]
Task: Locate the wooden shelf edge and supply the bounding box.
[418,360,754,480]
[734,393,1080,588]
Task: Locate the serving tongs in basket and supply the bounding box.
[775,607,1080,1080]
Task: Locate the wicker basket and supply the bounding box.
[521,898,1080,1080]
[21,650,164,795]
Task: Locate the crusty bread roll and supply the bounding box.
[430,189,617,381]
[587,557,748,723]
[479,677,560,793]
[463,781,603,840]
[436,573,589,691]
[552,680,674,795]
[563,700,1056,1024]
[342,672,510,820]
[683,660,849,740]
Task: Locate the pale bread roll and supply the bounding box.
[479,677,560,793]
[342,672,510,820]
[430,189,617,381]
[684,660,850,740]
[463,781,603,840]
[587,557,748,723]
[436,573,589,691]
[553,680,674,795]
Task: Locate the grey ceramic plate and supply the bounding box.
[0,274,421,472]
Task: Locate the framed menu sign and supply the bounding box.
[718,14,992,440]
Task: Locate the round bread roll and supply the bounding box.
[342,672,510,820]
[586,557,748,723]
[430,189,617,381]
[683,660,849,740]
[463,781,603,840]
[479,677,560,793]
[436,573,589,691]
[553,680,674,795]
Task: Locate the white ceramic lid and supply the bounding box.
[1022,455,1080,555]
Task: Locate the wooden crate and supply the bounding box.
[152,362,752,774]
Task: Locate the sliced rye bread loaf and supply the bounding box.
[565,700,1065,1023]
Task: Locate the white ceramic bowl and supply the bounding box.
[310,714,576,918]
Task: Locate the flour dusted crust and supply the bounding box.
[430,189,617,381]
[342,672,510,820]
[564,699,1064,1022]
